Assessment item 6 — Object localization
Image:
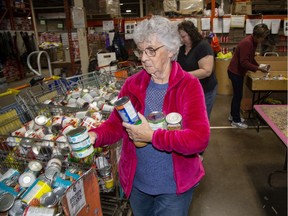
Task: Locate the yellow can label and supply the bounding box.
[22,180,52,204]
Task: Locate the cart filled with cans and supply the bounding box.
[0,67,136,215]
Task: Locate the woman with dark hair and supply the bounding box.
[177,20,217,119]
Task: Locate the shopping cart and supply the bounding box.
[0,73,132,215]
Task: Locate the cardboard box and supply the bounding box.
[215,58,233,95]
[85,0,120,16]
[233,1,252,15]
[179,0,204,14]
[97,52,116,67]
[255,56,287,62]
[255,56,287,72]
[163,0,177,12]
[246,71,288,91]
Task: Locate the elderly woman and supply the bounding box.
[89,16,210,216]
[177,20,217,119]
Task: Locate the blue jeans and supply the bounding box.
[129,186,196,216]
[228,71,244,122]
[205,85,217,119]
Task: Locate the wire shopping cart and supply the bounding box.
[0,70,133,215]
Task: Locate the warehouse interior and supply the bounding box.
[0,0,287,215]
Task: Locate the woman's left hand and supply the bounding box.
[122,112,154,143]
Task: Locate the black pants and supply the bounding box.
[228,70,244,123]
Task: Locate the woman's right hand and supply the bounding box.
[88,131,98,145]
[258,64,270,73]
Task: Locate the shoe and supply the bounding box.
[228,115,245,123]
[231,121,248,129]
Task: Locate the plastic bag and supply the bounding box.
[211,34,221,53]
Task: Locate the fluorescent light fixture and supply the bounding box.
[120,3,123,5]
[126,9,132,13]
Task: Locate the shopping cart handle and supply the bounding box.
[110,60,119,66]
[0,88,20,97]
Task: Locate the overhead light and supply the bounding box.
[120,3,123,5]
[126,9,132,13]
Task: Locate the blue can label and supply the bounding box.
[115,97,139,124]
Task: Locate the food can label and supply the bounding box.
[72,145,94,158]
[24,206,56,216]
[67,127,89,144]
[21,179,52,204]
[69,137,91,151]
[115,97,139,124]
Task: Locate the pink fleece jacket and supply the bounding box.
[89,61,210,197]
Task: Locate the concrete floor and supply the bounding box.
[2,75,287,216]
[189,95,287,216]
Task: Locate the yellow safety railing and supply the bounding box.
[0,76,61,98]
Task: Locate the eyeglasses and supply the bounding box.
[134,45,165,58]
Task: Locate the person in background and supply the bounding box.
[89,16,210,216]
[227,23,270,129]
[177,20,218,119]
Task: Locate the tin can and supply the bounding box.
[43,134,55,148]
[71,90,81,99]
[147,111,167,130]
[8,199,25,216]
[104,175,114,189]
[40,192,59,208]
[47,158,62,168]
[72,144,94,158]
[89,88,99,97]
[28,161,43,175]
[114,96,140,124]
[69,137,91,151]
[66,126,89,144]
[53,187,66,198]
[67,98,77,107]
[0,169,20,184]
[0,192,15,212]
[45,160,62,181]
[61,124,75,137]
[82,93,94,103]
[18,172,37,188]
[80,116,96,129]
[37,146,53,161]
[34,127,47,139]
[76,98,89,108]
[21,179,52,205]
[19,138,34,155]
[35,115,51,127]
[63,117,79,128]
[95,96,106,109]
[165,112,182,130]
[102,104,114,112]
[52,116,64,126]
[75,111,88,120]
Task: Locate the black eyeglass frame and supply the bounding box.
[134,45,165,57]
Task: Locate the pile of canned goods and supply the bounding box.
[42,85,120,112]
[4,108,106,165]
[0,159,84,215]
